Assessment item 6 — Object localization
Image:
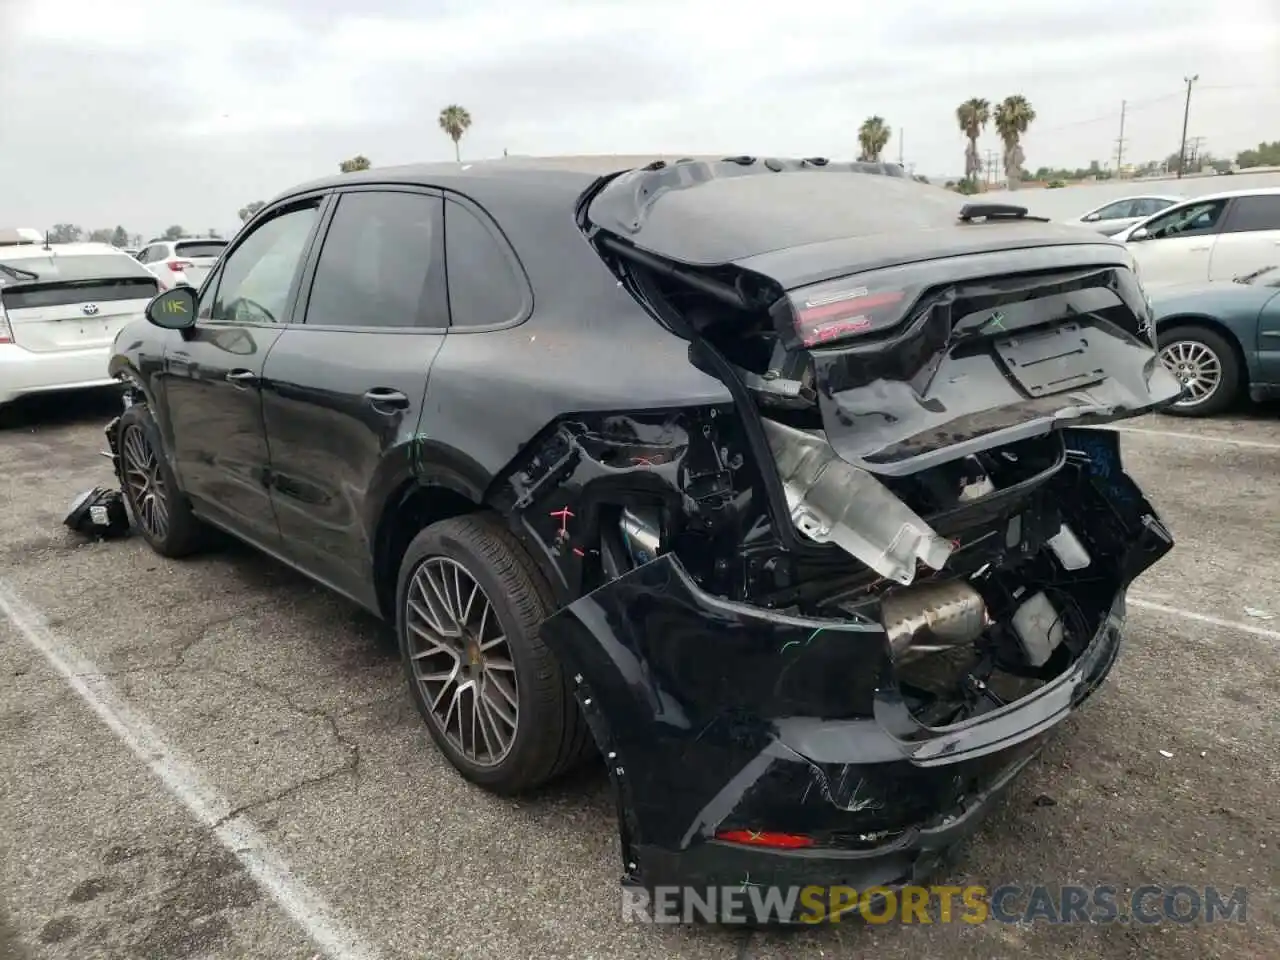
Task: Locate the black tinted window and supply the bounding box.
[445,201,525,328]
[304,191,444,329]
[1223,195,1280,234]
[175,241,227,259]
[1133,197,1176,216]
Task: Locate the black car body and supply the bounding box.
[107,157,1179,908]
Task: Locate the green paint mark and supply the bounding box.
[982,311,1006,332]
[780,627,825,655]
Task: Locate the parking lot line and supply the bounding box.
[1109,425,1280,451]
[1130,597,1280,643]
[0,578,384,960]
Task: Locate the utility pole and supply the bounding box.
[1177,74,1198,178]
[1114,100,1127,173]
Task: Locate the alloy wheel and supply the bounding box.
[1159,340,1222,408]
[405,557,519,766]
[121,424,170,541]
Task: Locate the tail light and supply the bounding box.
[0,311,11,345]
[773,271,919,350]
[166,260,193,272]
[715,829,815,849]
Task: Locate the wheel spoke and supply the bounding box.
[405,555,520,767]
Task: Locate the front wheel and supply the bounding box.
[395,513,594,794]
[116,404,207,557]
[1157,325,1241,418]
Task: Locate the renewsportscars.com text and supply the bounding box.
[622,883,1248,925]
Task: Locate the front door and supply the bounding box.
[161,198,325,548]
[261,187,449,608]
[1128,197,1228,289]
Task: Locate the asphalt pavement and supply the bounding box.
[0,388,1276,959]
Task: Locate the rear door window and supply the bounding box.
[1133,197,1176,217]
[444,200,528,328]
[303,190,447,329]
[1220,195,1280,234]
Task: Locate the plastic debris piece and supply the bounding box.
[1244,607,1274,620]
[1158,749,1174,759]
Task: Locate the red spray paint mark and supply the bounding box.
[550,507,574,536]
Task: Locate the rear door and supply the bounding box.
[261,186,449,607]
[0,252,158,353]
[1208,194,1280,282]
[1127,197,1228,288]
[172,239,228,289]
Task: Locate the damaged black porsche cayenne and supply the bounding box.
[105,157,1180,902]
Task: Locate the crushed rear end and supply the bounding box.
[504,159,1179,909]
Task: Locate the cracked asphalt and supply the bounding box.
[0,388,1277,960]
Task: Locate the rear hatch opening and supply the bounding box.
[577,159,1179,727]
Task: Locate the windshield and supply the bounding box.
[0,252,153,287]
[174,241,227,259]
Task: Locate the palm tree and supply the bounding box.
[438,105,472,162]
[857,116,891,162]
[339,155,372,173]
[994,95,1037,190]
[956,98,990,189]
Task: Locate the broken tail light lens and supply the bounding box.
[777,273,920,349]
[714,829,815,849]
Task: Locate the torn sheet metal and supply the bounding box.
[761,418,953,584]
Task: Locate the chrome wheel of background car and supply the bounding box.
[1159,340,1222,408]
[405,557,518,766]
[121,424,170,541]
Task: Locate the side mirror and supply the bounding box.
[1129,227,1150,242]
[1082,212,1101,222]
[146,286,197,330]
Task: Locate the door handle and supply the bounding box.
[363,388,410,412]
[1189,245,1211,252]
[225,369,258,387]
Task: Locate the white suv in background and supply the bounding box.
[1113,187,1280,289]
[136,237,228,291]
[0,242,159,408]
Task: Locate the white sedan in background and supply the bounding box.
[1074,194,1181,236]
[136,236,227,290]
[0,242,159,409]
[1114,187,1280,290]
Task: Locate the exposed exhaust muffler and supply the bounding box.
[879,580,987,661]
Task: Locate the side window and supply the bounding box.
[1221,195,1280,234]
[139,245,159,264]
[1141,200,1226,240]
[303,191,445,329]
[1134,197,1175,217]
[444,200,526,328]
[1095,200,1135,220]
[197,264,222,320]
[211,203,320,324]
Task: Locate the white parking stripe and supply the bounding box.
[0,579,384,960]
[1131,598,1280,643]
[1108,425,1280,451]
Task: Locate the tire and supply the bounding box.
[395,512,594,794]
[116,404,207,557]
[1157,325,1241,418]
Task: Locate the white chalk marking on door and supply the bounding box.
[1130,597,1280,643]
[0,579,383,960]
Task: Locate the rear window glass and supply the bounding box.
[0,253,154,286]
[175,241,227,259]
[1,276,158,310]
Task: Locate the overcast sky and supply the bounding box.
[2,0,1277,237]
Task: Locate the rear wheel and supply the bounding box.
[117,404,207,557]
[395,513,593,794]
[1157,325,1241,418]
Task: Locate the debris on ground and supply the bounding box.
[1244,607,1274,620]
[63,486,130,540]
